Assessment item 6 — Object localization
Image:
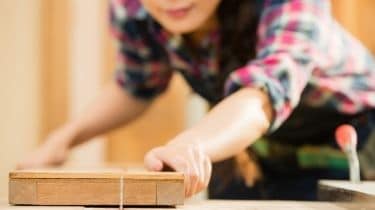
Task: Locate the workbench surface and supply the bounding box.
[2,200,374,210]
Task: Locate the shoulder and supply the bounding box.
[262,0,329,8]
[260,0,330,20]
[257,0,331,39]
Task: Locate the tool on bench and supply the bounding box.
[316,125,375,202]
[335,124,361,183]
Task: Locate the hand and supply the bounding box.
[17,124,75,169]
[144,142,212,197]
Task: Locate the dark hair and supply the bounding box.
[217,0,260,81]
[177,0,260,104]
[208,0,261,196]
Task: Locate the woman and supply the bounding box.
[18,0,375,200]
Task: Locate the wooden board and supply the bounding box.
[3,200,374,210]
[8,170,184,206]
[318,180,375,202]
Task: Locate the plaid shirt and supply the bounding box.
[110,0,375,133]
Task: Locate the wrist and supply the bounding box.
[168,131,210,158]
[58,122,81,149]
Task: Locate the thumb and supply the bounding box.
[144,148,164,171]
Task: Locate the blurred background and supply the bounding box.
[0,0,374,199]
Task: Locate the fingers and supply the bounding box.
[17,159,42,170]
[158,154,194,197]
[183,159,192,197]
[203,155,212,188]
[188,147,212,196]
[143,144,212,198]
[16,146,67,170]
[186,147,199,197]
[144,147,164,171]
[158,146,198,197]
[188,146,203,197]
[16,161,28,170]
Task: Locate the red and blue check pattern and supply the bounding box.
[110,0,375,133]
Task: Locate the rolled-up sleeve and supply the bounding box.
[110,0,172,100]
[224,0,329,133]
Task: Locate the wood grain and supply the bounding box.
[318,180,375,202]
[157,181,184,205]
[8,179,36,205]
[8,170,184,206]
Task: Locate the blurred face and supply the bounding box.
[140,0,221,35]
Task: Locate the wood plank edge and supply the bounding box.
[9,171,184,180]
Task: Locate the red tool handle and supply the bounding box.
[335,124,357,151]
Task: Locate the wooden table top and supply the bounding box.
[2,200,375,210]
[318,180,375,202]
[319,180,375,195]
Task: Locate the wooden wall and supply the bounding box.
[0,0,43,198]
[332,0,375,53]
[39,0,71,138]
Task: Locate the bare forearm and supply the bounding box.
[170,88,273,162]
[65,81,151,147]
[17,81,151,169]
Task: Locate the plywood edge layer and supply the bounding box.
[9,171,184,180]
[9,179,37,205]
[157,181,184,205]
